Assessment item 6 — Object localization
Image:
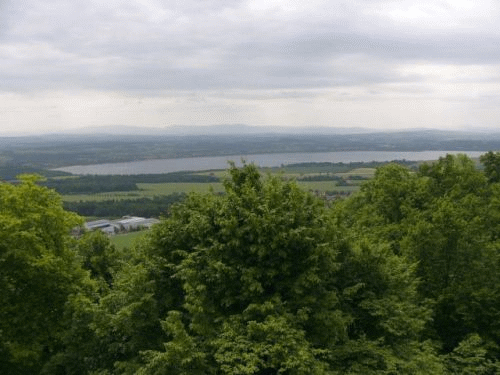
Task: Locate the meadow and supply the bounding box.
[109,231,148,250]
[61,167,377,202]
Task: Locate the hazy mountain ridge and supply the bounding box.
[1,127,500,169]
[4,124,500,139]
[53,124,500,137]
[46,124,382,136]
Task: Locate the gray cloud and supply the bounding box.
[2,0,498,93]
[2,0,500,132]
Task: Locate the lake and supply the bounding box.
[55,151,487,175]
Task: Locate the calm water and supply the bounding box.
[55,151,487,175]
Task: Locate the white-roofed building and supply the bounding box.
[114,216,160,231]
[84,219,118,235]
[84,216,160,235]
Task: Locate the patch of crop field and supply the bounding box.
[266,164,358,175]
[345,180,367,186]
[335,168,376,178]
[49,175,80,180]
[61,182,224,202]
[137,182,225,195]
[62,191,146,202]
[266,166,331,175]
[110,231,148,250]
[196,169,302,179]
[195,170,228,178]
[60,167,369,203]
[138,180,359,195]
[62,179,362,203]
[296,181,360,193]
[199,170,343,182]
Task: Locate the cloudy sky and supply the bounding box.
[1,0,500,134]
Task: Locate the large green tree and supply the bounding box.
[480,151,500,183]
[336,155,500,373]
[130,164,438,374]
[0,176,86,374]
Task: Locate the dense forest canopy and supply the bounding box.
[2,153,500,374]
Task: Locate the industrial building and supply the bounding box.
[85,216,160,235]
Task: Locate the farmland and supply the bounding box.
[62,182,225,202]
[61,179,362,203]
[109,231,147,250]
[69,164,377,250]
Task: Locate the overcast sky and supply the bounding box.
[1,0,500,134]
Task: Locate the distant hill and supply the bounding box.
[59,124,381,136]
[1,127,500,169]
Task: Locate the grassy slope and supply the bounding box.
[110,231,148,250]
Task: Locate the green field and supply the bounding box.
[110,231,148,250]
[62,182,224,202]
[336,167,376,178]
[62,180,361,202]
[63,191,145,202]
[195,170,229,178]
[60,163,379,203]
[137,182,225,195]
[296,181,360,193]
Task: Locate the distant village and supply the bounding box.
[84,216,160,235]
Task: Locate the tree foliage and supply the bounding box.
[0,176,84,373]
[4,157,500,374]
[336,154,500,371]
[128,163,437,374]
[63,194,185,218]
[480,151,500,183]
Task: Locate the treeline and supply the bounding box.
[42,172,219,194]
[282,159,417,173]
[296,174,369,182]
[0,165,70,181]
[44,176,138,194]
[63,194,185,218]
[296,174,345,181]
[4,155,500,374]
